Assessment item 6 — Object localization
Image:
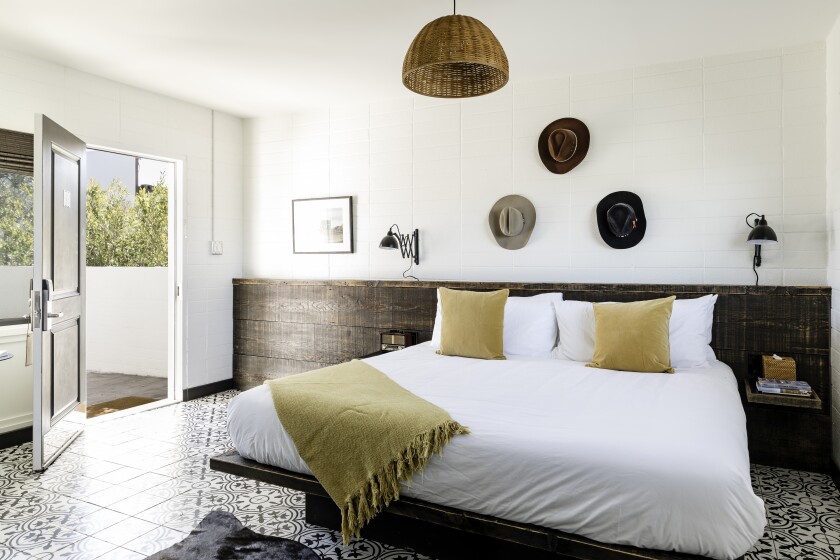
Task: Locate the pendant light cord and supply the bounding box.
[453,0,456,15]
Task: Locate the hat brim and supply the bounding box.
[538,118,590,174]
[489,195,537,250]
[596,191,646,249]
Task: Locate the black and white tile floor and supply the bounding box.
[0,391,837,559]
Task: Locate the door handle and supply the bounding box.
[41,279,62,329]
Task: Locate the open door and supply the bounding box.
[32,115,86,471]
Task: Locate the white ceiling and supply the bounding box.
[1,0,838,118]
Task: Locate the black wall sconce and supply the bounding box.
[379,224,420,280]
[745,213,778,286]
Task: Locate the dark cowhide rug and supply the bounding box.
[146,510,319,560]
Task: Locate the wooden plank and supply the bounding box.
[233,354,330,390]
[234,320,317,362]
[745,407,831,472]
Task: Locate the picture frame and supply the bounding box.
[292,196,354,254]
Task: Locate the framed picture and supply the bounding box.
[292,196,354,254]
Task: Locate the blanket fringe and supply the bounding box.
[340,420,470,544]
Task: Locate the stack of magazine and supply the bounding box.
[756,378,812,397]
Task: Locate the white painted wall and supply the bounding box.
[0,266,32,320]
[826,16,840,468]
[86,267,168,378]
[0,48,243,402]
[244,43,827,286]
[0,325,32,434]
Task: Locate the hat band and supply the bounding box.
[606,202,638,238]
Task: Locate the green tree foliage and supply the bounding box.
[0,171,34,266]
[0,171,167,267]
[85,174,168,267]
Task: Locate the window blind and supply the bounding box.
[0,128,34,175]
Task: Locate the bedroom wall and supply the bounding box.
[0,48,243,400]
[826,17,840,468]
[243,43,827,286]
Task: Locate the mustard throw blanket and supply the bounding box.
[265,360,469,543]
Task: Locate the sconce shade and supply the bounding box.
[379,233,400,250]
[746,216,778,245]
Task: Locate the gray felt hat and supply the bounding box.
[489,195,536,250]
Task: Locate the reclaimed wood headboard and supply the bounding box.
[232,279,830,404]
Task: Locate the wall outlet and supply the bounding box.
[211,240,223,255]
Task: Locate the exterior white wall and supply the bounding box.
[0,48,243,403]
[244,44,827,286]
[86,267,167,378]
[0,266,32,319]
[0,325,32,434]
[826,16,840,468]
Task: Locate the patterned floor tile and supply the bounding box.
[122,526,187,555]
[0,545,33,559]
[106,490,169,517]
[94,466,145,486]
[4,526,86,555]
[119,472,172,492]
[771,530,839,560]
[36,536,117,560]
[92,517,158,547]
[67,508,130,536]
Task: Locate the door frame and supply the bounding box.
[86,145,185,403]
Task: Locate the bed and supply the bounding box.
[225,342,766,560]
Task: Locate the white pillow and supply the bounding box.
[430,290,563,357]
[554,300,600,361]
[669,294,718,368]
[503,297,560,357]
[554,295,718,367]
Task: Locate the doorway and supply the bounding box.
[84,147,182,418]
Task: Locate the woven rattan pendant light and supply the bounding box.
[402,0,509,98]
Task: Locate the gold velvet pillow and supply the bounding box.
[587,296,676,373]
[437,288,508,360]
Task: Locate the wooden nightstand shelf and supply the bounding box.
[742,377,830,473]
[743,379,822,410]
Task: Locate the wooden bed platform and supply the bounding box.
[210,450,729,560]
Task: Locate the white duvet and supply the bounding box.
[227,343,765,559]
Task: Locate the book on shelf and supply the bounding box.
[756,377,812,397]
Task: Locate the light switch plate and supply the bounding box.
[211,240,223,255]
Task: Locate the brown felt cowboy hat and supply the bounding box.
[489,195,536,250]
[538,118,590,174]
[596,191,646,249]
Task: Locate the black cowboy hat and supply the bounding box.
[596,191,646,249]
[538,117,590,174]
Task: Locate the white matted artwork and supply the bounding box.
[292,196,354,254]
